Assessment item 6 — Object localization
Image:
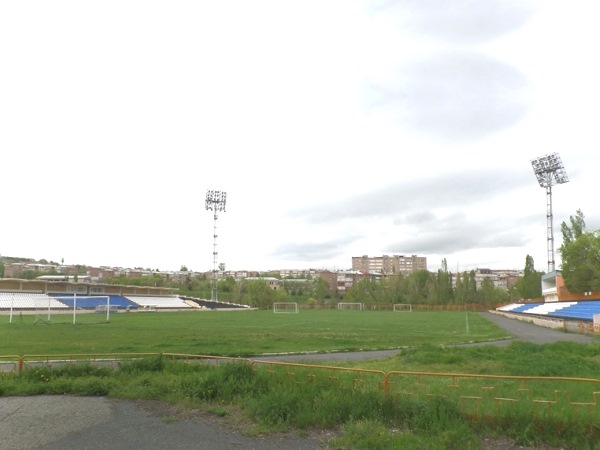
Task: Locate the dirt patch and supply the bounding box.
[132,398,339,446]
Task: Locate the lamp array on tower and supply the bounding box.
[530,153,568,273]
[205,190,227,301]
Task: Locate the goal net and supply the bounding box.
[48,295,113,324]
[393,303,412,312]
[273,302,299,313]
[337,302,364,311]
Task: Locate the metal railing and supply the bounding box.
[2,352,598,422]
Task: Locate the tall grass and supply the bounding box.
[1,349,599,449]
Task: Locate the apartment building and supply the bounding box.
[451,268,522,291]
[351,255,427,275]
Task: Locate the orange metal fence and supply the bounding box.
[2,353,599,421]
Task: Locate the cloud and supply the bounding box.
[385,212,536,254]
[367,52,530,140]
[371,0,534,43]
[272,235,363,262]
[291,169,532,224]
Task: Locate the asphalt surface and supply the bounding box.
[1,311,597,450]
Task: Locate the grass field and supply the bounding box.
[3,309,600,449]
[0,310,510,356]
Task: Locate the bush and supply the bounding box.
[119,356,165,374]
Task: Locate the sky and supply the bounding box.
[1,1,598,274]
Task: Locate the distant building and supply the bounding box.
[244,277,281,290]
[451,268,522,291]
[315,269,381,296]
[3,262,59,278]
[352,255,427,275]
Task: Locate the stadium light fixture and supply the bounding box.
[530,153,569,273]
[205,190,227,301]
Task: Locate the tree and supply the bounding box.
[455,270,478,304]
[477,278,496,305]
[243,279,288,309]
[475,278,509,306]
[560,209,586,246]
[514,255,542,300]
[401,270,431,304]
[180,265,188,272]
[559,210,600,292]
[345,278,381,307]
[218,276,236,294]
[430,259,454,304]
[314,277,332,301]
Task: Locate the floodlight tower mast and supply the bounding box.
[530,153,569,273]
[205,190,227,301]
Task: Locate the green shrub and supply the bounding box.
[119,356,165,373]
[70,376,111,396]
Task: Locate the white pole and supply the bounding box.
[465,311,470,333]
[106,296,110,322]
[73,293,77,325]
[9,293,14,324]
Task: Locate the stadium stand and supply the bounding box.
[124,295,192,309]
[0,292,69,310]
[497,300,600,322]
[48,294,138,310]
[181,296,251,310]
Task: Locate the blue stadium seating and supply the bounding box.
[498,300,600,322]
[49,294,138,310]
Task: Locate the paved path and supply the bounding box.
[0,396,328,450]
[479,312,597,345]
[1,312,597,450]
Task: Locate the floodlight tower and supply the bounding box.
[531,153,569,273]
[205,190,227,301]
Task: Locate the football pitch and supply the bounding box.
[0,310,510,356]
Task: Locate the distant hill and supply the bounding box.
[0,256,59,265]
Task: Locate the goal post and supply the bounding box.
[337,302,364,311]
[51,295,112,324]
[393,303,412,312]
[273,302,299,313]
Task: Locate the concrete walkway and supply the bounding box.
[0,396,328,450]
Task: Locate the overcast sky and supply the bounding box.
[1,1,598,274]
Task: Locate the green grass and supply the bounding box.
[0,310,509,356]
[2,355,599,449]
[2,310,600,449]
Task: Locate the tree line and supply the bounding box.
[4,208,597,308]
[559,209,600,292]
[104,257,543,309]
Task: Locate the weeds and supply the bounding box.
[2,349,600,449]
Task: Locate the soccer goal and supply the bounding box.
[51,295,113,324]
[273,302,299,313]
[337,302,364,311]
[393,303,412,312]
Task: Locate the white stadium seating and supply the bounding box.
[124,295,192,309]
[0,292,69,309]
